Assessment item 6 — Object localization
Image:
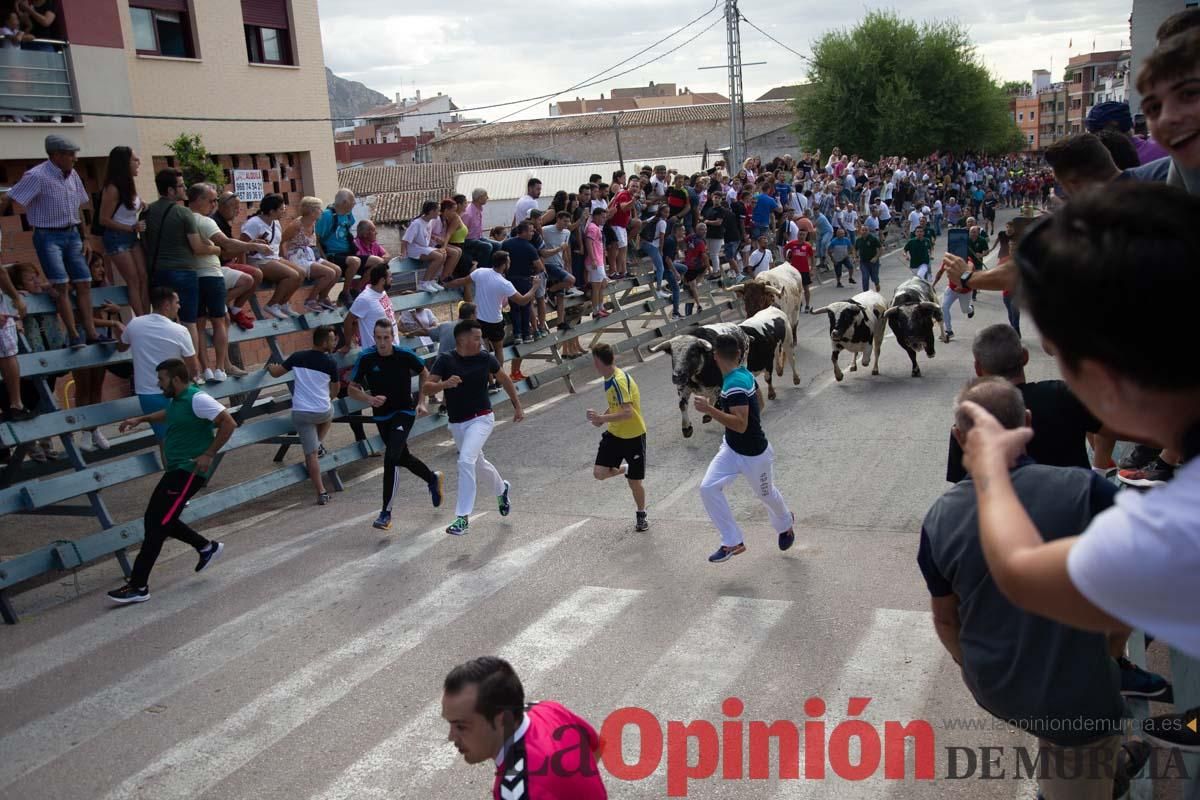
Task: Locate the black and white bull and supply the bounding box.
[730,266,803,388]
[740,306,790,400]
[883,277,946,377]
[812,291,888,382]
[650,322,750,438]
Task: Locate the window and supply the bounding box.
[130,1,194,57]
[1018,112,1024,121]
[242,0,292,64]
[1030,110,1035,120]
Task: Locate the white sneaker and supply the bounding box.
[565,288,585,298]
[203,368,216,382]
[92,429,111,450]
[192,374,205,385]
[656,289,672,299]
[281,305,301,318]
[79,433,96,452]
[212,369,227,382]
[416,281,432,293]
[264,304,288,320]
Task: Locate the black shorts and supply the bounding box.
[799,271,812,287]
[327,252,355,270]
[596,432,647,480]
[480,319,506,343]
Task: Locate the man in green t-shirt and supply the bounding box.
[904,226,933,281]
[854,224,882,292]
[107,358,236,604]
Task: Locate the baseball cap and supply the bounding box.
[44,134,80,154]
[1086,101,1133,133]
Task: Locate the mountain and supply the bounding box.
[326,68,390,126]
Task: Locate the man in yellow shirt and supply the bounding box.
[587,343,649,531]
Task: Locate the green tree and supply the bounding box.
[793,11,1023,157]
[1001,80,1032,96]
[165,133,226,187]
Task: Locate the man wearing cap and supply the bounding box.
[0,135,108,348]
[1086,101,1170,166]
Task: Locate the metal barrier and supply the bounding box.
[0,267,735,622]
[0,39,76,117]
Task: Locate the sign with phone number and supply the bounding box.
[232,170,264,203]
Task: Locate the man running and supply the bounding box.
[108,358,235,603]
[348,319,443,531]
[587,343,649,532]
[693,334,796,563]
[424,320,524,536]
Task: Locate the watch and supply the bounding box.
[960,271,973,288]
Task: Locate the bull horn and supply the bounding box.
[649,338,675,354]
[730,284,746,295]
[883,306,901,321]
[918,301,942,316]
[697,339,713,351]
[810,305,830,314]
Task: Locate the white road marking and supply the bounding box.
[0,515,487,789]
[100,520,586,800]
[340,466,384,488]
[658,471,705,511]
[0,510,378,693]
[311,583,642,800]
[771,608,945,798]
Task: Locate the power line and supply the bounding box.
[739,13,814,64]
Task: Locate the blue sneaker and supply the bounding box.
[1117,657,1173,702]
[498,480,511,517]
[708,543,746,563]
[372,511,392,530]
[446,515,469,535]
[779,512,796,551]
[429,471,444,508]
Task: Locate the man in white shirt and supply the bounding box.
[512,177,543,227]
[470,250,538,377]
[343,263,399,352]
[907,207,923,237]
[788,184,807,216]
[116,286,198,440]
[403,201,447,293]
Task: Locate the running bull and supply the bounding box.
[812,291,888,382]
[650,322,752,438]
[883,277,946,377]
[730,265,803,389]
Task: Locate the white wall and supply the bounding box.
[1128,0,1187,115]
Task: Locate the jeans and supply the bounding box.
[464,238,496,269]
[932,214,943,237]
[130,469,210,588]
[448,412,505,517]
[1004,294,1021,336]
[817,230,833,260]
[860,259,881,288]
[942,287,972,332]
[509,276,533,338]
[32,228,90,284]
[640,240,665,284]
[833,257,853,281]
[663,259,682,314]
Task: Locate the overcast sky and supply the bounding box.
[318,0,1132,119]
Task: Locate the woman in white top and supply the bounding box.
[240,193,306,319]
[98,146,149,315]
[280,196,340,313]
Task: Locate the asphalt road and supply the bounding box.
[0,210,1180,799]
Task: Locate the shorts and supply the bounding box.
[586,265,607,285]
[799,271,813,287]
[196,275,228,319]
[683,267,705,283]
[595,432,646,481]
[222,266,251,291]
[0,317,17,358]
[139,392,170,440]
[226,262,258,278]
[544,263,571,286]
[288,249,316,277]
[480,319,506,343]
[613,226,628,247]
[293,408,333,455]
[33,228,90,284]
[407,242,435,259]
[326,252,356,270]
[156,268,200,323]
[103,229,139,255]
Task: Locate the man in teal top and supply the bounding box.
[692,334,796,564]
[108,358,236,604]
[316,189,363,304]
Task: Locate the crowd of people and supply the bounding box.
[1,9,1198,799]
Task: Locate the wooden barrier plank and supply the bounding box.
[0,452,162,515]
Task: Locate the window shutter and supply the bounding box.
[130,0,189,11]
[241,0,289,28]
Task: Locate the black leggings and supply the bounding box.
[376,414,435,513]
[130,469,209,588]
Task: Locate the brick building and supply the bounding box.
[429,101,798,164]
[1063,50,1131,135]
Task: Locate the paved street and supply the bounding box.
[5,210,1171,799]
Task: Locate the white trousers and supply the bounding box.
[941,287,972,332]
[448,413,505,517]
[700,441,793,547]
[910,263,931,281]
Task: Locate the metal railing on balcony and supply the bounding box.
[0,39,77,120]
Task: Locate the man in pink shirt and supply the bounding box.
[462,188,498,268]
[443,657,607,800]
[585,207,610,319]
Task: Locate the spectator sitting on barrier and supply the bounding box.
[487,226,507,248]
[267,325,340,506]
[239,193,306,321]
[352,220,388,295]
[7,263,68,460]
[281,196,341,313]
[117,285,198,441]
[431,198,467,287]
[211,191,284,328]
[0,262,33,421]
[342,263,399,353]
[315,189,361,304]
[529,210,578,338]
[405,200,448,295]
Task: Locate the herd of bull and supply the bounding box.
[651,265,948,437]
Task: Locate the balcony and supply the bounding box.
[0,40,78,123]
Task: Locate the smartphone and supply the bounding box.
[947,228,970,261]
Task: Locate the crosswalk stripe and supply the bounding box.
[100,520,587,800]
[771,607,943,798]
[0,510,378,693]
[0,514,488,790]
[312,584,644,800]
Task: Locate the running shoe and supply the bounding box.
[446,515,470,535]
[708,543,746,563]
[498,480,511,516]
[195,541,223,572]
[317,299,338,311]
[1118,445,1160,471]
[509,370,527,382]
[6,406,35,422]
[211,369,227,383]
[779,513,796,551]
[429,471,444,508]
[566,288,585,297]
[317,492,330,506]
[373,511,392,530]
[304,299,323,313]
[1112,741,1153,799]
[280,305,301,318]
[1117,657,1173,701]
[635,511,649,532]
[1142,707,1200,752]
[1117,458,1176,488]
[107,584,149,604]
[967,303,975,319]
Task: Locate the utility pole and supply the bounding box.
[612,114,625,172]
[725,0,746,171]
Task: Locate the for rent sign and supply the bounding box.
[232,170,264,203]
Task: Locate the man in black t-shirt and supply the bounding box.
[349,319,442,530]
[425,320,524,536]
[946,325,1106,483]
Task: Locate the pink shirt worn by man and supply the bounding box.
[354,237,386,259]
[585,222,605,267]
[492,701,607,800]
[462,202,485,240]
